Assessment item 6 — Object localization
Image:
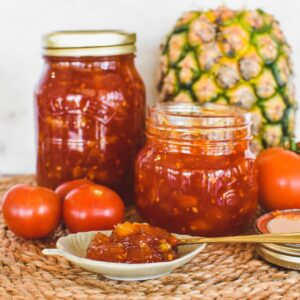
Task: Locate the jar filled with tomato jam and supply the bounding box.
[35,31,145,203]
[135,103,258,236]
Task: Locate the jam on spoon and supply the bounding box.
[86,221,300,264]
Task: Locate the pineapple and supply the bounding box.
[158,6,297,153]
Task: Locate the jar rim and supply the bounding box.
[146,102,252,146]
[148,103,251,129]
[42,30,136,57]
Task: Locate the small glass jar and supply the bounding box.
[35,31,145,203]
[135,103,258,236]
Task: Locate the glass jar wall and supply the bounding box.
[135,103,258,236]
[35,31,145,203]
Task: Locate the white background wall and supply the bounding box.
[0,0,299,174]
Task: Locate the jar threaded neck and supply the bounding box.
[146,103,252,154]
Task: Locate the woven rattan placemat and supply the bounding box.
[0,175,299,300]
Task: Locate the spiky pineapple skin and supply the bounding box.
[158,7,297,153]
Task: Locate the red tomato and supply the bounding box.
[55,178,93,200]
[2,184,61,239]
[257,147,300,211]
[63,184,125,233]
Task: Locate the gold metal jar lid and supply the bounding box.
[42,30,136,57]
[256,245,300,271]
[255,209,300,270]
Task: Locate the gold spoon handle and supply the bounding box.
[179,232,300,245]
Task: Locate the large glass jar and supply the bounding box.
[35,31,145,203]
[135,103,258,236]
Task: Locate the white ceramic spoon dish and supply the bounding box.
[42,230,206,281]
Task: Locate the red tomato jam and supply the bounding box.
[86,222,179,263]
[35,31,145,204]
[135,103,258,236]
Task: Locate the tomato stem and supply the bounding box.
[289,139,300,154]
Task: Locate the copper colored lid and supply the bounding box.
[255,209,300,270]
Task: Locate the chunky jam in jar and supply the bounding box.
[35,31,145,203]
[135,103,258,236]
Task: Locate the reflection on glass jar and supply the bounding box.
[135,103,258,236]
[35,31,145,204]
